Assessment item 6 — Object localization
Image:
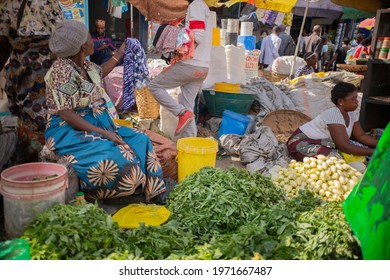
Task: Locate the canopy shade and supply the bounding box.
[293,0,343,19]
[341,7,375,19]
[254,0,298,13]
[127,0,188,23]
[331,0,382,13]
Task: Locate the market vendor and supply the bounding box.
[294,52,316,78]
[90,19,117,65]
[287,82,378,161]
[45,20,166,203]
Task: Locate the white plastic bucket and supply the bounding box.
[0,162,68,238]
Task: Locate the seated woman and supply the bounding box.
[295,52,316,78]
[45,20,166,203]
[288,82,378,161]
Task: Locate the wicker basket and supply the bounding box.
[134,86,160,119]
[263,109,312,143]
[262,70,289,83]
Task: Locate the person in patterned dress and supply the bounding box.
[294,52,316,78]
[0,0,64,162]
[45,20,166,203]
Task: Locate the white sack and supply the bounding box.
[271,56,306,75]
[203,46,228,89]
[225,45,246,84]
[288,73,334,119]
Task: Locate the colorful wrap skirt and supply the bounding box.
[44,105,166,202]
[287,128,342,161]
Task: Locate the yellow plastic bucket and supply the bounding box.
[176,137,219,182]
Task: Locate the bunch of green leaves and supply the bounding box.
[291,202,361,260]
[168,167,284,236]
[123,221,198,260]
[22,204,128,260]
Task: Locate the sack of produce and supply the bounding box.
[343,123,390,260]
[271,56,306,76]
[288,73,335,119]
[244,49,260,83]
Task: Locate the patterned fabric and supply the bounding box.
[287,128,342,161]
[122,38,149,112]
[155,25,181,53]
[294,65,315,78]
[45,58,104,113]
[45,58,165,202]
[0,0,63,38]
[0,0,63,162]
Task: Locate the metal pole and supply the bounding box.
[130,4,134,37]
[289,0,310,78]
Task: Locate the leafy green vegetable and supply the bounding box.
[22,204,128,260]
[169,167,284,236]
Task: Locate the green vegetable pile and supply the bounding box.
[23,167,361,260]
[23,204,128,260]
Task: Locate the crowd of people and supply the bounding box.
[256,23,372,78]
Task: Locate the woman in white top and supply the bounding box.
[287,82,378,161]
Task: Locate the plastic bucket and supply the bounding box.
[176,138,218,182]
[218,110,251,138]
[0,162,68,238]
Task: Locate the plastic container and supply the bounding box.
[383,37,390,48]
[0,162,68,238]
[176,137,218,182]
[238,35,256,51]
[240,22,253,36]
[227,19,239,33]
[377,37,385,49]
[202,89,255,117]
[218,110,251,138]
[212,28,221,46]
[379,48,389,60]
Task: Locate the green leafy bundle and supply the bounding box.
[168,167,284,236]
[22,204,128,260]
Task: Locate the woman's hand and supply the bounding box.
[101,130,125,146]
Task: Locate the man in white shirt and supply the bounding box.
[259,26,281,69]
[149,0,212,138]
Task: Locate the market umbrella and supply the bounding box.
[223,0,298,13]
[331,0,382,13]
[341,7,375,20]
[358,17,376,30]
[293,0,343,19]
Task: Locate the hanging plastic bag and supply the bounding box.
[343,123,390,260]
[0,239,31,260]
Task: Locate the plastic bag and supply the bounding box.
[112,204,170,229]
[343,123,390,260]
[0,239,31,260]
[341,152,366,164]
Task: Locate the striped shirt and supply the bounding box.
[300,107,360,140]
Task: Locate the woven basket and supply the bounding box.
[134,87,160,119]
[263,109,312,143]
[262,70,289,83]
